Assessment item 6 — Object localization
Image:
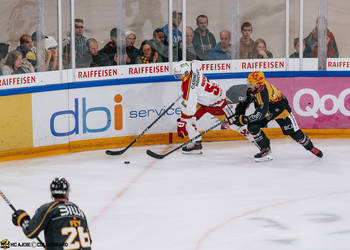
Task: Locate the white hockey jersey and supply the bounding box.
[180,61,225,117]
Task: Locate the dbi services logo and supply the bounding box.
[49,93,181,137]
[50,94,123,137]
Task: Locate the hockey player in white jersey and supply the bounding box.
[174,60,253,154]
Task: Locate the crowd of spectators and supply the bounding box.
[0,14,339,76]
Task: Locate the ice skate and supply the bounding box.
[310,146,323,158]
[182,141,203,155]
[254,146,273,162]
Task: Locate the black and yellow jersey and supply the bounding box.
[235,81,291,122]
[23,200,91,250]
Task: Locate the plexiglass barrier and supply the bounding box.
[0,0,349,77]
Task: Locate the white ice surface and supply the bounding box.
[1,138,350,250]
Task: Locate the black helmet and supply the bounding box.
[50,177,70,199]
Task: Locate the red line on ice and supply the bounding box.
[91,145,172,223]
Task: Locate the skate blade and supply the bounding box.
[182,150,203,155]
[254,155,273,162]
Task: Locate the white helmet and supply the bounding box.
[173,61,192,76]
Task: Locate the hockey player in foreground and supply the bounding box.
[233,70,323,161]
[174,60,254,154]
[11,177,92,249]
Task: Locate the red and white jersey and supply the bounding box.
[180,61,225,117]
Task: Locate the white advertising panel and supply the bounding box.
[327,58,350,71]
[32,76,267,147]
[0,70,67,90]
[32,90,70,146]
[32,81,182,147]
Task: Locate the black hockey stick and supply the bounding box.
[106,95,182,155]
[0,189,46,249]
[146,116,234,159]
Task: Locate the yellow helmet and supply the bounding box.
[248,71,266,86]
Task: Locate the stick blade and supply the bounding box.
[105,149,126,156]
[146,149,165,159]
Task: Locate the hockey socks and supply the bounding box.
[251,130,273,161]
[299,135,323,158]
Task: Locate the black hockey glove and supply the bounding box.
[234,115,248,127]
[12,209,30,227]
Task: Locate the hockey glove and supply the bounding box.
[177,118,188,138]
[12,209,30,227]
[234,115,248,127]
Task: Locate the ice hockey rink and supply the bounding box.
[1,137,350,250]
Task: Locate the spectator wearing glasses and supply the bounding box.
[208,30,232,60]
[240,22,254,59]
[249,38,273,59]
[192,14,216,60]
[63,18,88,68]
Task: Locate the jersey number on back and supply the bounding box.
[61,226,91,249]
[201,77,220,96]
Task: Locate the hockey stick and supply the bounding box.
[0,189,46,249]
[146,115,235,159]
[106,95,182,155]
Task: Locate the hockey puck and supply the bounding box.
[124,161,130,164]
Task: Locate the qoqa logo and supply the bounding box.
[293,88,350,118]
[50,94,123,136]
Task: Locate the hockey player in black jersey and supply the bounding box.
[234,70,323,161]
[11,177,92,249]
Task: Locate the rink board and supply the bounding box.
[0,58,349,161]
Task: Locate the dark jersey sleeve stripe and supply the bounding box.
[25,201,59,238]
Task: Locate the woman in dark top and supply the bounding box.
[125,31,139,64]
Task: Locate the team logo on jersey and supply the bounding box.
[191,70,200,89]
[0,239,10,249]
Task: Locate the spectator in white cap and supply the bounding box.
[32,31,58,71]
[125,31,138,64]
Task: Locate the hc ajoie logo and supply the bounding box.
[50,94,123,137]
[1,239,9,249]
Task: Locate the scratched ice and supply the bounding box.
[1,138,350,250]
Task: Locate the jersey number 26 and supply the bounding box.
[61,226,91,249]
